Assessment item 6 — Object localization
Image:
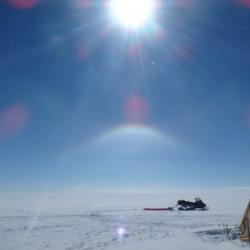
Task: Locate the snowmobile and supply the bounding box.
[143,197,208,212]
[177,198,208,211]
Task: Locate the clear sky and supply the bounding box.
[0,0,250,191]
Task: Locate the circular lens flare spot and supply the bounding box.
[124,95,149,123]
[238,0,250,7]
[110,0,155,30]
[8,0,38,9]
[117,227,127,240]
[0,104,29,139]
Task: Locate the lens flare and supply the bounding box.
[8,0,38,9]
[238,0,250,8]
[0,104,29,139]
[124,95,149,123]
[89,124,179,150]
[117,227,127,240]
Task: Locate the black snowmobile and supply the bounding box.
[177,198,208,211]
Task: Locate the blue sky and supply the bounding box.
[0,0,250,191]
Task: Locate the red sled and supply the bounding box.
[143,207,173,211]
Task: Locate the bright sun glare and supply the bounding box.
[110,0,155,30]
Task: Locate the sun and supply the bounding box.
[109,0,156,30]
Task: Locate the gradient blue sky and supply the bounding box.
[1,0,250,191]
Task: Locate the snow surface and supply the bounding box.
[0,188,249,250]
